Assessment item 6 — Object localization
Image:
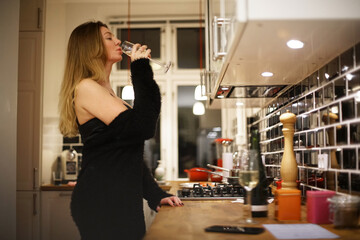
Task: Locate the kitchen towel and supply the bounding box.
[263,224,339,239]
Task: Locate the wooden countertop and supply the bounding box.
[41,184,75,191]
[40,183,172,192]
[144,181,360,240]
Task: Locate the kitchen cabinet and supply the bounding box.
[17,31,43,191]
[204,0,360,104]
[17,0,45,238]
[19,0,45,31]
[41,191,80,240]
[16,191,40,240]
[40,190,155,239]
[40,184,159,232]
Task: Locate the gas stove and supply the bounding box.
[177,183,245,200]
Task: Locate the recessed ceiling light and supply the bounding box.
[261,72,273,77]
[287,39,304,49]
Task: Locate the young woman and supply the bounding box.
[59,21,182,240]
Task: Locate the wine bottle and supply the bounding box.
[250,127,269,217]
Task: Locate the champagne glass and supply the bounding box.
[121,41,172,73]
[238,149,259,224]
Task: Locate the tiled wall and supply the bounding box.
[42,117,83,184]
[250,42,360,196]
[62,136,83,172]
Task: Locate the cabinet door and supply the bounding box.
[19,0,45,32]
[16,191,40,240]
[17,32,43,191]
[41,191,81,240]
[205,0,237,97]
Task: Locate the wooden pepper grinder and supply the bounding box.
[280,110,298,189]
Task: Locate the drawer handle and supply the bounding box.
[33,193,37,216]
[37,8,42,29]
[33,168,38,190]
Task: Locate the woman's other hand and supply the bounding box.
[156,196,184,211]
[131,43,151,62]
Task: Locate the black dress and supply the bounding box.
[70,59,171,240]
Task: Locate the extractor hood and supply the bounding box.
[206,0,360,105]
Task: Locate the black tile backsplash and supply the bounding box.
[334,78,346,100]
[340,47,354,73]
[342,99,355,121]
[252,42,360,197]
[63,136,80,144]
[62,135,83,155]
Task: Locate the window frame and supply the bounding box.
[109,21,167,74]
[171,22,206,73]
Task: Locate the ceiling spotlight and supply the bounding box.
[261,72,273,77]
[287,39,304,49]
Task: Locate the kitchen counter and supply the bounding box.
[41,183,172,192]
[144,181,360,240]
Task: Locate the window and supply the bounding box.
[116,28,162,70]
[176,27,205,69]
[110,19,212,179]
[116,86,161,174]
[177,86,221,178]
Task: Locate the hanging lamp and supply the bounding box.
[193,102,205,115]
[121,0,134,100]
[192,0,206,114]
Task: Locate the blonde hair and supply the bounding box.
[59,21,108,137]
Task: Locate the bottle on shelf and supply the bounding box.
[250,127,269,217]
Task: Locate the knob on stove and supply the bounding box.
[181,188,191,197]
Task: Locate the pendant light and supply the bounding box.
[193,102,205,115]
[192,0,206,115]
[122,85,134,100]
[194,85,207,100]
[121,0,134,100]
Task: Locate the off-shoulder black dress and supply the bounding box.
[70,59,171,240]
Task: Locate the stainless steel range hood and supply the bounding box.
[216,85,286,98]
[204,0,360,108]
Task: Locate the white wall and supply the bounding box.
[0,0,19,239]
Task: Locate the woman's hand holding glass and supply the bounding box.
[130,43,151,62]
[121,41,172,73]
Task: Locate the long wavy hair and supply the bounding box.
[59,21,108,137]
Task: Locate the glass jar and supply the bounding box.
[328,195,360,228]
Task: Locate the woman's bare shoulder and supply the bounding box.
[74,78,107,109]
[76,78,102,94]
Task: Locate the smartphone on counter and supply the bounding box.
[205,225,265,234]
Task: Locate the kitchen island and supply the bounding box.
[144,182,360,240]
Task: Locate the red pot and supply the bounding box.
[210,170,223,182]
[184,167,209,181]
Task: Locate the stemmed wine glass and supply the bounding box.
[121,41,172,73]
[238,149,259,224]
